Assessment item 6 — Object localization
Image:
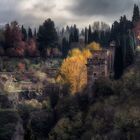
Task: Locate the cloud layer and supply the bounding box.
[0,0,138,28]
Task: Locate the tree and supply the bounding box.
[132,4,140,23]
[4,21,26,57]
[69,32,74,44]
[28,27,33,39]
[85,27,88,44]
[59,48,92,94]
[58,42,101,94]
[111,15,135,79]
[37,18,58,54]
[30,111,55,139]
[34,28,37,38]
[92,21,100,31]
[21,25,27,41]
[73,24,79,42]
[114,45,124,79]
[4,21,22,49]
[62,37,70,58]
[92,30,99,43]
[86,42,102,51]
[110,21,120,41]
[88,25,92,43]
[49,115,83,140]
[125,31,135,67]
[69,26,74,44]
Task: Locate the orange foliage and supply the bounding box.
[59,42,101,94]
[59,48,92,94]
[86,42,102,51]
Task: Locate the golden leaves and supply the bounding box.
[59,42,101,94]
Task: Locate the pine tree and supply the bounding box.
[88,25,92,43]
[28,27,33,39]
[69,32,74,45]
[125,31,135,67]
[37,19,58,57]
[114,43,124,79]
[34,28,37,38]
[73,24,79,42]
[112,14,135,79]
[21,25,27,41]
[132,4,140,23]
[85,27,88,44]
[62,37,70,58]
[92,30,99,43]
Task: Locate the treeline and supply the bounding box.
[0,4,139,79]
[60,22,111,58]
[0,20,111,58]
[0,19,61,58]
[61,25,79,58]
[85,22,111,47]
[112,4,140,79]
[61,4,139,79]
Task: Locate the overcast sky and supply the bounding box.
[0,0,139,28]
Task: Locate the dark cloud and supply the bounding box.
[68,0,135,17]
[0,0,138,28]
[32,2,56,12]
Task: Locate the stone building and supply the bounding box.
[87,50,108,85]
[87,45,115,85]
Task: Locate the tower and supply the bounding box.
[87,50,109,86]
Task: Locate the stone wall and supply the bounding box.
[87,48,115,85]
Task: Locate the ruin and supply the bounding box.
[87,45,115,85]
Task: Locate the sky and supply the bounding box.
[0,0,139,28]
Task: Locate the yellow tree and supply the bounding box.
[86,42,102,51]
[58,42,101,94]
[58,49,91,94]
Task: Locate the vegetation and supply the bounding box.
[0,110,19,140]
[0,3,140,140]
[58,42,101,94]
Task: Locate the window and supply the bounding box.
[94,73,97,76]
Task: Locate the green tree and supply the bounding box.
[114,44,124,79]
[73,24,79,42]
[62,37,70,58]
[28,27,33,39]
[88,25,92,43]
[34,28,37,38]
[37,18,58,53]
[85,27,88,44]
[132,4,140,23]
[21,25,27,41]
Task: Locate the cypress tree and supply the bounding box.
[34,28,37,38]
[88,25,92,43]
[21,25,27,41]
[28,27,33,39]
[73,24,79,42]
[132,4,140,23]
[114,41,124,79]
[62,37,70,58]
[125,31,135,67]
[85,27,88,44]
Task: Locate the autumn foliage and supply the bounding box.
[58,42,101,94]
[4,21,38,57]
